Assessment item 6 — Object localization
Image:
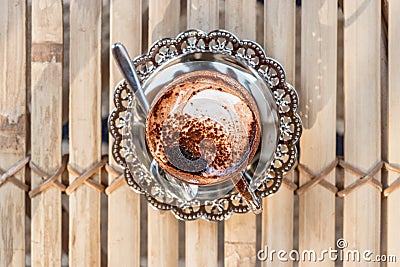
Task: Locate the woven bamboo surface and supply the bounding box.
[0,0,398,266]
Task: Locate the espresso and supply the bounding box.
[146,70,261,185]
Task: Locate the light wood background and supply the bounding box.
[0,0,397,266]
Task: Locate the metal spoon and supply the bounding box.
[239,171,262,214]
[112,43,150,113]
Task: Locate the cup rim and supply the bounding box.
[145,70,262,186]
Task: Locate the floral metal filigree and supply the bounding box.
[109,29,302,221]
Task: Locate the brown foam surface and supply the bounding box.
[146,70,260,185]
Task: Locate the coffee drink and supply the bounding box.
[146,70,261,185]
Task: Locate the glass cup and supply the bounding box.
[146,70,261,186]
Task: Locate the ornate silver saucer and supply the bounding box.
[109,29,302,221]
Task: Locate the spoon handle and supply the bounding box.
[235,172,262,214]
[112,43,150,113]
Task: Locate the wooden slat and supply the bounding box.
[108,0,142,266]
[225,0,256,39]
[224,1,257,266]
[262,1,296,267]
[148,211,179,267]
[187,0,219,30]
[343,0,381,266]
[299,1,337,267]
[386,1,400,266]
[224,215,256,266]
[264,0,296,80]
[30,0,63,266]
[185,220,218,266]
[147,1,180,266]
[148,0,180,44]
[186,1,219,267]
[69,0,102,265]
[0,0,27,265]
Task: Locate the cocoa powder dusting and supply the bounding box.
[145,70,261,185]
